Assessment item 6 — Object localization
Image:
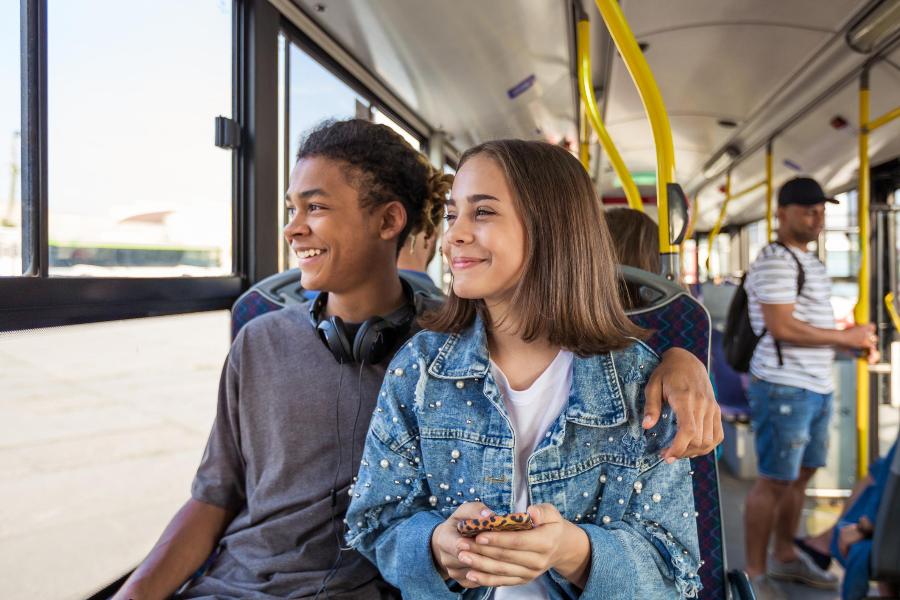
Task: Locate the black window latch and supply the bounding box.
[215,116,241,149]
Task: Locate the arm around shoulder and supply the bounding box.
[112,498,235,600]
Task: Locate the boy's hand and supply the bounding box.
[456,504,591,588]
[644,347,723,462]
[431,502,492,589]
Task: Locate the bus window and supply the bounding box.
[286,41,369,167]
[0,0,21,276]
[46,0,233,278]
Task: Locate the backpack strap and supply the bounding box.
[769,241,806,366]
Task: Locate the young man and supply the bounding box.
[396,229,442,297]
[742,177,878,599]
[113,119,723,600]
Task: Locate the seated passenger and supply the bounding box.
[396,229,443,297]
[830,440,897,600]
[301,229,441,301]
[112,121,719,600]
[605,207,661,309]
[346,140,702,598]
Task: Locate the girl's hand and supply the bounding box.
[456,504,591,588]
[644,347,724,461]
[431,502,493,589]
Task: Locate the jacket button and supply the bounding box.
[456,381,465,389]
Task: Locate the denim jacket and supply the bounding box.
[346,316,702,599]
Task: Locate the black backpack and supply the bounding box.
[723,242,805,372]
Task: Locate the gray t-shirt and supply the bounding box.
[181,301,422,599]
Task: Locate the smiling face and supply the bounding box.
[283,156,404,294]
[779,202,826,245]
[443,154,527,308]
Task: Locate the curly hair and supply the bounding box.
[296,119,452,250]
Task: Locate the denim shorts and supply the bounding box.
[747,377,833,482]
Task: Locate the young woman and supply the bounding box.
[605,207,662,309]
[346,140,701,599]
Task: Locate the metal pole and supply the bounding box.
[856,68,871,478]
[576,17,642,211]
[594,0,678,273]
[766,141,774,243]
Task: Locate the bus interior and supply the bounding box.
[1,0,900,598]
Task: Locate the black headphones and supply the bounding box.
[308,279,418,365]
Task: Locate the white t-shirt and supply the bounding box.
[490,350,574,600]
[746,242,836,393]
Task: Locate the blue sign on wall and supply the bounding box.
[507,74,536,99]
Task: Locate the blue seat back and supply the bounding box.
[230,268,439,340]
[624,267,726,599]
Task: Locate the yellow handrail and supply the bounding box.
[765,142,774,242]
[856,70,872,478]
[885,293,900,331]
[867,105,900,132]
[576,19,642,211]
[579,100,591,171]
[705,172,731,275]
[730,180,766,202]
[595,0,676,256]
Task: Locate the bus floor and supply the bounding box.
[721,468,844,600]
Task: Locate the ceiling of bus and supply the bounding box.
[292,0,899,231]
[294,0,579,151]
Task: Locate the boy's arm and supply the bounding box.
[643,347,723,460]
[112,498,235,600]
[116,354,246,599]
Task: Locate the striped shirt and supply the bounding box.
[746,242,835,394]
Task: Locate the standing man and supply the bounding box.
[743,177,878,599]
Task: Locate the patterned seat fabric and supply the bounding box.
[231,290,285,340]
[629,293,726,599]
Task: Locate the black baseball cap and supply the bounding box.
[778,177,838,206]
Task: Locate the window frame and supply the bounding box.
[1,0,440,333]
[0,0,261,331]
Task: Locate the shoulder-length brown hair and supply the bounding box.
[421,139,646,355]
[604,207,660,310]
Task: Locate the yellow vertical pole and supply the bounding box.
[766,141,774,243]
[579,100,591,171]
[856,69,871,478]
[706,172,731,277]
[576,18,642,211]
[594,0,678,272]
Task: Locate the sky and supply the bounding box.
[1,0,232,257]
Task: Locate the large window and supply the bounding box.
[287,40,368,164]
[46,0,233,277]
[0,0,21,276]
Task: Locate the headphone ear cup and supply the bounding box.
[318,316,353,363]
[354,317,395,365]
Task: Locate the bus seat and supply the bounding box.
[709,330,750,422]
[622,266,751,600]
[871,436,900,584]
[230,268,441,340]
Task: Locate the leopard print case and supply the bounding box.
[456,512,534,537]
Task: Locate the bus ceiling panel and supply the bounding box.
[605,22,839,187]
[602,115,741,185]
[684,6,899,196]
[290,0,577,149]
[692,64,900,232]
[622,0,867,39]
